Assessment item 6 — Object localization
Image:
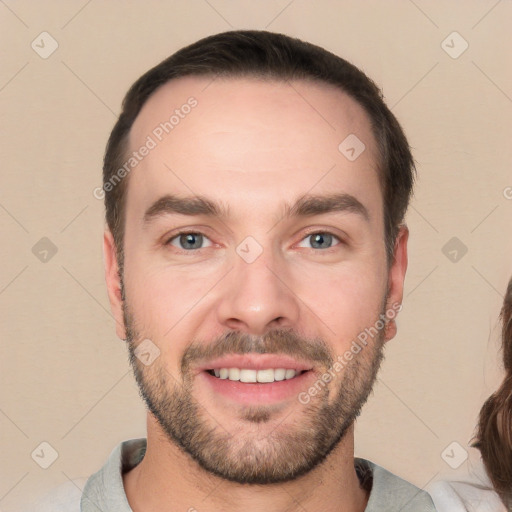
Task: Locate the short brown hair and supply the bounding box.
[102,30,415,271]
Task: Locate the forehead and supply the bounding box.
[126,75,382,225]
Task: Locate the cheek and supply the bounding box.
[292,264,386,346]
[123,259,218,344]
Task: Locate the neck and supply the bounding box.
[123,415,369,512]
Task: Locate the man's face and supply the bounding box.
[105,76,407,484]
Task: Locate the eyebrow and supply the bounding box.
[143,192,370,225]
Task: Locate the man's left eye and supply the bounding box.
[167,232,213,251]
[297,232,342,250]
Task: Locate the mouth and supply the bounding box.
[196,354,316,404]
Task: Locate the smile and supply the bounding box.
[206,368,307,383]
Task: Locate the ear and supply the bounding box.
[103,228,126,340]
[383,224,409,342]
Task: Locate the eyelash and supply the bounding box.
[164,229,344,253]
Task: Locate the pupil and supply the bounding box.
[311,233,331,249]
[181,233,202,249]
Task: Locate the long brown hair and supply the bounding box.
[472,277,512,509]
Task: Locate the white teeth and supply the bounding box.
[228,368,240,381]
[285,369,296,380]
[210,367,301,383]
[239,369,257,383]
[257,369,274,383]
[274,368,286,381]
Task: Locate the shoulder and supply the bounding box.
[22,478,87,512]
[427,477,507,512]
[355,458,437,511]
[429,481,507,512]
[81,438,147,511]
[426,448,507,512]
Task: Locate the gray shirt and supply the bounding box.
[78,438,437,511]
[27,438,438,511]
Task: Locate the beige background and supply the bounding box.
[1,1,511,510]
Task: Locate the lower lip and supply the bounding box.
[199,370,315,404]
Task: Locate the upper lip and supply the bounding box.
[195,354,314,375]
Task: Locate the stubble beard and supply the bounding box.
[122,285,387,485]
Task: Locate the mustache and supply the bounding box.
[181,328,334,375]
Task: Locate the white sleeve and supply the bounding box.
[427,479,507,512]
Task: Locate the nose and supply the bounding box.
[215,245,301,336]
